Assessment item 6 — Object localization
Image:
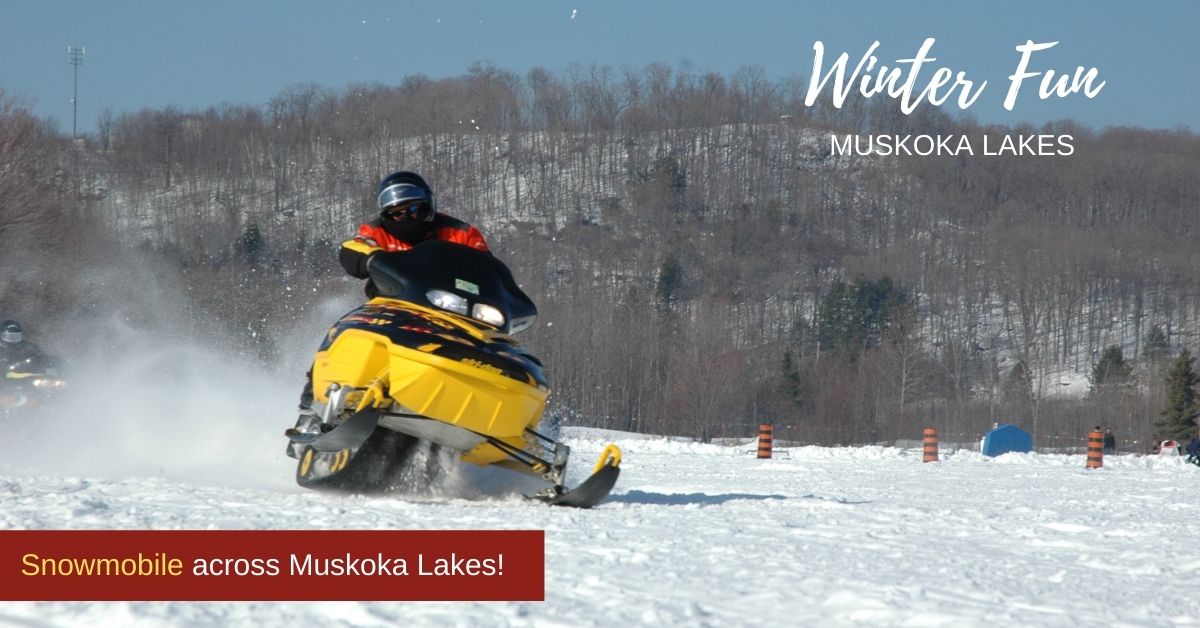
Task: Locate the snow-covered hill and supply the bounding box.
[2,429,1197,626]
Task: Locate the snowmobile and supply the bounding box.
[285,240,621,508]
[1,354,67,416]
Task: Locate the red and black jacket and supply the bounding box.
[339,213,490,296]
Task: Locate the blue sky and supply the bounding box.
[1,1,1196,134]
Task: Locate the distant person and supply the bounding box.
[0,320,52,404]
[0,320,45,371]
[339,170,490,298]
[1103,428,1117,455]
[1186,436,1200,466]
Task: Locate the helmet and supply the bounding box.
[376,171,435,224]
[1,320,22,345]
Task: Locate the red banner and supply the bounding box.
[0,530,543,601]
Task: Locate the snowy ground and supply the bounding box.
[1,295,1196,626]
[1,427,1197,627]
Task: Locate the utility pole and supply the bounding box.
[68,46,85,139]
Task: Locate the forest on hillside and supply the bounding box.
[2,62,1199,448]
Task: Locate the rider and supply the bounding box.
[1,320,51,401]
[339,170,490,298]
[287,171,491,457]
[1,320,44,371]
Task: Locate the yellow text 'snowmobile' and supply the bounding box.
[285,240,621,508]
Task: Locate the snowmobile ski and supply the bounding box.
[537,463,621,508]
[530,444,622,508]
[285,407,381,452]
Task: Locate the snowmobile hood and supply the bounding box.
[321,300,547,390]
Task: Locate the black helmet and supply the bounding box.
[377,171,435,224]
[1,320,22,345]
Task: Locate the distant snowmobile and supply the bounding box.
[0,354,67,415]
[285,240,621,507]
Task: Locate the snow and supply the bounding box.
[1,289,1195,626]
[1049,370,1092,397]
[2,427,1197,626]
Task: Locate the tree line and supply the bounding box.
[1,62,1198,449]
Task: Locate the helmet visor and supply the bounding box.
[1,329,21,344]
[378,183,429,211]
[383,199,434,223]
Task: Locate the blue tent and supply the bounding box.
[982,424,1033,457]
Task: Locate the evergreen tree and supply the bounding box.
[781,350,804,407]
[1002,360,1034,404]
[236,223,265,267]
[817,281,857,352]
[1157,349,1199,441]
[655,256,683,311]
[816,275,910,355]
[1090,345,1132,391]
[998,360,1034,424]
[1143,325,1169,363]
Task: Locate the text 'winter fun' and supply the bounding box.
[805,38,1105,114]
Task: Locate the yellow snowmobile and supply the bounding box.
[285,240,621,507]
[2,354,67,416]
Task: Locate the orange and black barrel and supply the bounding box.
[1087,430,1104,469]
[923,427,939,463]
[757,424,773,459]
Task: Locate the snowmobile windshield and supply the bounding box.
[368,240,537,333]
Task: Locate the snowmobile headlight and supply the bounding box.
[472,303,505,328]
[32,378,66,389]
[427,290,468,315]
